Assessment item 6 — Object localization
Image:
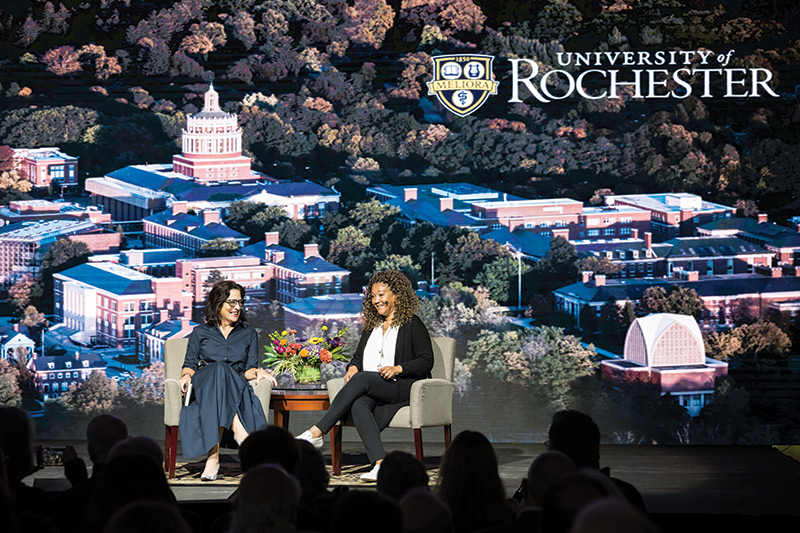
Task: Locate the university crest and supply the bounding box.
[427,54,499,117]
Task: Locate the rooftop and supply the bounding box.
[0,219,98,242]
[284,293,364,317]
[55,262,158,296]
[241,242,349,275]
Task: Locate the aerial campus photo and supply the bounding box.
[1,0,800,528]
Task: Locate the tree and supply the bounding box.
[370,255,421,284]
[200,238,241,257]
[351,199,399,239]
[599,299,627,341]
[579,304,598,332]
[475,255,532,304]
[204,270,227,288]
[665,286,704,317]
[37,239,91,297]
[576,256,623,276]
[9,275,41,313]
[0,359,22,407]
[274,218,313,249]
[440,232,507,285]
[20,306,47,328]
[465,326,595,409]
[60,371,118,415]
[640,287,668,315]
[117,362,165,406]
[733,320,791,367]
[327,226,370,265]
[42,46,82,76]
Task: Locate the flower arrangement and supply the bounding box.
[263,326,349,383]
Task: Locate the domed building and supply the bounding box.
[171,81,254,183]
[601,313,728,416]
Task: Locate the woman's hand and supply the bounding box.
[344,365,358,383]
[379,365,402,381]
[255,368,277,386]
[179,372,193,394]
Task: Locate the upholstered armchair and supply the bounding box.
[326,336,456,476]
[162,337,272,479]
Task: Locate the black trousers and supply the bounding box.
[316,371,400,463]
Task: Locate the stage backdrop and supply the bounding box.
[0,1,798,446]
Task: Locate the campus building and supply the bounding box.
[53,262,192,350]
[605,193,735,241]
[241,232,350,304]
[601,314,728,416]
[0,220,120,290]
[698,215,800,265]
[283,293,364,331]
[367,183,650,239]
[137,316,198,364]
[142,202,248,258]
[27,352,106,400]
[0,325,35,361]
[84,84,340,221]
[175,255,269,304]
[13,147,79,189]
[0,200,111,227]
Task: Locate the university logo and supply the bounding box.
[427,54,499,117]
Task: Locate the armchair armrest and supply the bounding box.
[327,377,345,402]
[249,378,273,416]
[408,378,454,428]
[164,378,183,426]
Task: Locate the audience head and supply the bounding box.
[104,500,191,533]
[436,430,506,533]
[540,471,621,533]
[547,410,601,470]
[527,451,577,506]
[0,406,35,482]
[239,425,300,474]
[570,497,658,533]
[377,451,429,501]
[331,489,402,533]
[230,464,301,533]
[88,453,176,531]
[400,487,453,533]
[86,414,128,466]
[294,439,330,499]
[107,435,162,466]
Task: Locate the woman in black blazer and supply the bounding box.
[297,270,433,481]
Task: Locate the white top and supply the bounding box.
[362,326,399,372]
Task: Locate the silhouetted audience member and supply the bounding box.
[295,439,347,523]
[228,464,301,533]
[55,414,129,533]
[377,450,429,501]
[539,471,621,533]
[400,487,453,533]
[62,414,128,487]
[104,500,193,533]
[436,430,514,533]
[239,425,300,474]
[331,489,403,533]
[0,406,56,525]
[85,453,180,533]
[107,435,163,465]
[547,410,647,512]
[570,497,659,533]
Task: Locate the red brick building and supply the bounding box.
[13,147,79,189]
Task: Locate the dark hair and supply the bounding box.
[0,406,34,482]
[377,451,429,501]
[547,410,601,469]
[362,270,419,330]
[295,439,330,497]
[331,490,402,533]
[539,471,620,533]
[204,280,247,326]
[239,425,300,474]
[436,430,508,533]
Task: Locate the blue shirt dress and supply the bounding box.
[178,321,267,459]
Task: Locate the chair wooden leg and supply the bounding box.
[444,425,452,449]
[166,426,179,479]
[413,428,424,461]
[331,425,342,477]
[164,425,171,474]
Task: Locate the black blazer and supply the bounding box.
[348,314,434,404]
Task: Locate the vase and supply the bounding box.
[295,365,322,383]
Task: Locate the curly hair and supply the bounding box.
[205,280,247,326]
[361,270,419,330]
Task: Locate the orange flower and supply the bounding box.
[319,349,332,364]
[299,349,309,358]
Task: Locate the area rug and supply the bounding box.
[169,458,439,487]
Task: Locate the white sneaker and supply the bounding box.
[360,463,381,482]
[296,430,323,448]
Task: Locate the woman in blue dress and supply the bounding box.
[178,280,276,481]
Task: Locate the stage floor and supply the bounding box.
[26,439,800,517]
